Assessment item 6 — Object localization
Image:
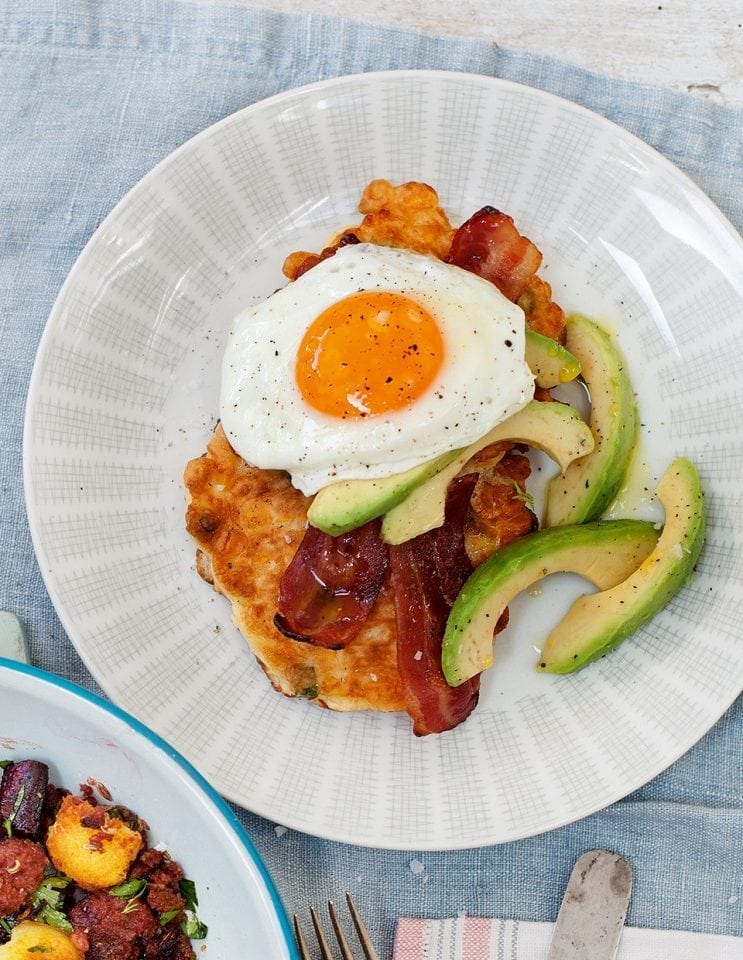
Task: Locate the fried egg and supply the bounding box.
[220,243,534,495]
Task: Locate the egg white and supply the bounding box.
[220,243,534,495]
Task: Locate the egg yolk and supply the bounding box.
[295,290,444,418]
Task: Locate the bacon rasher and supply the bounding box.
[388,475,480,736]
[275,520,388,649]
[446,206,542,302]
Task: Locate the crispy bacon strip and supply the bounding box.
[275,520,388,650]
[389,475,480,736]
[446,206,542,301]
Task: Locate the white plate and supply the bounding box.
[0,658,296,957]
[24,70,743,850]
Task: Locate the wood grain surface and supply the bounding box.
[190,0,743,106]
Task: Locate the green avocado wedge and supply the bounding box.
[544,314,638,527]
[307,448,461,537]
[524,329,581,388]
[538,457,705,673]
[381,399,594,545]
[441,519,659,687]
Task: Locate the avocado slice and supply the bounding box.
[441,519,659,687]
[381,399,594,545]
[307,448,461,537]
[525,329,581,388]
[544,314,638,527]
[538,457,705,672]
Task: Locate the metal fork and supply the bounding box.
[293,892,381,960]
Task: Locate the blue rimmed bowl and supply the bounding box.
[0,658,298,958]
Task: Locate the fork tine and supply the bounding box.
[327,900,355,960]
[294,896,379,960]
[346,893,381,960]
[311,905,336,960]
[293,914,312,960]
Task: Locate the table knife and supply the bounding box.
[547,849,633,960]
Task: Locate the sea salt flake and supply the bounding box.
[414,650,423,661]
[409,858,425,875]
[275,825,288,837]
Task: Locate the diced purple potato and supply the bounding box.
[0,760,49,839]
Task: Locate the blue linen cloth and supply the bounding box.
[1,0,741,953]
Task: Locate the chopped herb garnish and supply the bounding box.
[39,876,71,892]
[9,785,24,814]
[178,878,198,913]
[35,904,73,933]
[31,876,71,911]
[0,917,13,935]
[0,760,11,769]
[110,878,148,915]
[159,909,180,927]
[28,947,52,953]
[181,914,208,940]
[3,784,25,836]
[105,806,143,831]
[31,875,73,931]
[505,477,535,511]
[109,878,147,900]
[178,879,207,939]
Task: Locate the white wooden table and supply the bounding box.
[194,0,743,106]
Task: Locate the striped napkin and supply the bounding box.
[394,917,742,959]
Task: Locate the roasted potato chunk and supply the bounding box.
[0,921,83,959]
[45,796,143,891]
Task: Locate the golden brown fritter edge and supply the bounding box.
[183,180,457,715]
[184,424,405,712]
